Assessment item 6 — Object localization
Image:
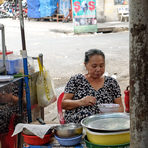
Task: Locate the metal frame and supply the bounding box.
[0,23,6,74]
[32,53,44,120]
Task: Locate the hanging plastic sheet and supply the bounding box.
[27,0,40,18]
[59,0,71,18]
[39,0,59,17]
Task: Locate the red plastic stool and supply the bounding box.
[57,92,65,124]
[0,114,17,148]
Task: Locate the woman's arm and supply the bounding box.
[114,97,124,112]
[62,93,96,110]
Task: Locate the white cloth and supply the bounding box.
[12,123,58,138]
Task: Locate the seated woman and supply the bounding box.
[62,49,124,123]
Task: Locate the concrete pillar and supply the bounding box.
[96,0,105,22]
[129,0,148,147]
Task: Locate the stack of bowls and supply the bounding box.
[85,129,130,146]
[54,123,83,146]
[81,113,130,147]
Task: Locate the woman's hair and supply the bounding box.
[84,49,105,63]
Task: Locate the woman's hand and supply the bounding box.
[114,97,124,112]
[62,93,97,110]
[80,96,97,106]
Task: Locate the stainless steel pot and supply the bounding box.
[54,123,83,138]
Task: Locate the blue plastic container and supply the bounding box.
[0,59,22,74]
[6,60,17,74]
[54,134,82,146]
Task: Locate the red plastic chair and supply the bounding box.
[57,92,65,124]
[0,114,17,148]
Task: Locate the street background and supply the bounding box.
[0,18,129,123]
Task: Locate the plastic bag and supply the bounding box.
[36,57,56,107]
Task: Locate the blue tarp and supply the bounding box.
[39,0,59,17]
[27,0,59,18]
[59,0,71,17]
[27,0,40,18]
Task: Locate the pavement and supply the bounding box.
[0,18,129,34]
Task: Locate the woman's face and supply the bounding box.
[85,55,105,79]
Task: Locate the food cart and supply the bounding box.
[0,23,44,148]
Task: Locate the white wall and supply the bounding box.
[96,0,129,22]
[104,0,118,21]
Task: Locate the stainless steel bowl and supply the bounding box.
[81,113,130,132]
[54,123,83,138]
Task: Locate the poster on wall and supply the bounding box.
[72,0,97,34]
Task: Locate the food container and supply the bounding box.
[0,53,23,75]
[86,129,130,145]
[54,134,82,146]
[98,104,120,113]
[84,136,130,148]
[22,133,52,145]
[54,123,83,138]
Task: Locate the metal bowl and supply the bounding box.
[81,113,130,132]
[54,123,83,138]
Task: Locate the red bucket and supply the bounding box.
[22,133,52,145]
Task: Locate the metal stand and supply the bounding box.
[32,53,44,120]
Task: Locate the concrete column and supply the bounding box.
[96,0,105,22]
[129,0,148,147]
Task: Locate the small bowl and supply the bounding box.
[98,104,120,113]
[54,123,83,138]
[54,134,82,146]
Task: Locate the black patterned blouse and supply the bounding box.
[64,74,121,123]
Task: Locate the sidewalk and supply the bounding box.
[49,21,129,34]
[97,21,129,33]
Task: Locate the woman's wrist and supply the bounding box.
[79,98,84,106]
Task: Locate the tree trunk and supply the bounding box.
[129,0,148,147]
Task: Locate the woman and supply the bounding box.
[62,49,124,123]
